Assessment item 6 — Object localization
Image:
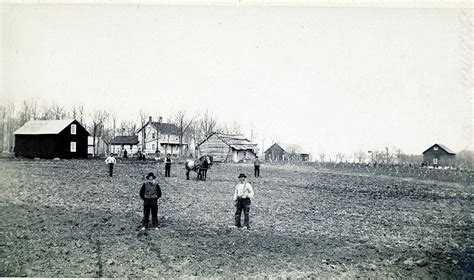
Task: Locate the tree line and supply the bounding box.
[0,98,243,156]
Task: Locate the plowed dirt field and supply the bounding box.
[0,159,472,278]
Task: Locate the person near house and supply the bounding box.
[233,173,255,229]
[164,154,172,177]
[105,153,116,177]
[254,156,262,178]
[123,149,128,159]
[139,172,162,230]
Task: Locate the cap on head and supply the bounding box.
[146,172,156,180]
[238,173,247,178]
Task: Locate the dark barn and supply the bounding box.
[422,143,456,167]
[14,119,90,159]
[264,143,311,162]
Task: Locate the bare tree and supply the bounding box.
[89,109,109,155]
[0,99,15,152]
[18,99,40,125]
[335,153,346,163]
[173,109,195,157]
[319,152,326,163]
[354,150,367,164]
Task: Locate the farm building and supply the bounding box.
[197,132,257,163]
[264,143,311,162]
[422,143,456,167]
[14,119,89,159]
[137,116,188,156]
[110,136,139,156]
[87,136,109,157]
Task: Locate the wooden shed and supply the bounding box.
[422,143,456,167]
[110,135,139,156]
[14,119,89,159]
[264,143,311,162]
[197,132,257,163]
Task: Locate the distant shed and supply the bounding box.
[197,132,257,163]
[110,135,139,156]
[14,119,89,159]
[264,143,311,162]
[422,143,456,167]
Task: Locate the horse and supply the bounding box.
[185,155,212,181]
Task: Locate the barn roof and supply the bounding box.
[422,143,456,155]
[199,132,257,151]
[14,119,83,135]
[110,135,139,145]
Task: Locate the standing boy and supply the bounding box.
[139,172,162,230]
[254,156,262,178]
[164,154,172,177]
[233,173,254,229]
[105,153,116,177]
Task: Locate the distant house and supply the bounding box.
[110,136,139,156]
[88,136,109,157]
[197,132,257,163]
[137,116,188,156]
[422,143,456,167]
[14,119,89,159]
[264,143,311,162]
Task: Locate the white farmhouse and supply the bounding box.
[137,116,188,156]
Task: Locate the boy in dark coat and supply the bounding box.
[140,172,162,230]
[164,154,172,177]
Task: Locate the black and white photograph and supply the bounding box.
[0,1,473,278]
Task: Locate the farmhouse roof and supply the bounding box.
[422,143,456,155]
[199,132,257,151]
[137,121,180,135]
[110,135,139,145]
[14,119,86,135]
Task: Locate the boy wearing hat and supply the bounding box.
[233,173,255,229]
[139,172,162,230]
[164,154,172,177]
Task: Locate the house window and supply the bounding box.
[433,158,438,165]
[433,146,438,151]
[71,124,77,135]
[152,133,155,139]
[152,144,155,150]
[70,142,76,152]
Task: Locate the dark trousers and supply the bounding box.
[235,198,251,228]
[165,163,171,177]
[108,163,114,177]
[254,166,260,177]
[143,198,158,228]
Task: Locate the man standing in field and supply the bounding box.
[164,154,172,177]
[254,156,262,178]
[233,173,254,229]
[105,153,116,177]
[140,172,162,230]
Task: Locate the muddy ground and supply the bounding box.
[0,158,472,278]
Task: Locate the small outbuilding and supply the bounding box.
[14,119,89,159]
[264,143,311,162]
[422,143,456,167]
[197,132,257,163]
[110,135,139,156]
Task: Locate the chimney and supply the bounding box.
[159,117,162,124]
[149,116,152,123]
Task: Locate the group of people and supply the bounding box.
[137,171,254,230]
[104,153,259,230]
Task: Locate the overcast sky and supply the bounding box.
[1,4,472,158]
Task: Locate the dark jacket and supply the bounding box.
[140,182,162,203]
